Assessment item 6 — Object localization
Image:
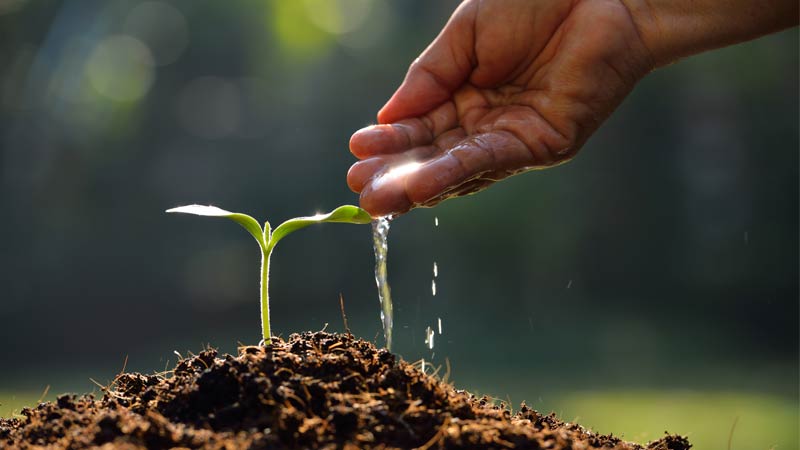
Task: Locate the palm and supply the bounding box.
[349,0,652,216]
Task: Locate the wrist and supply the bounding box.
[620,0,799,68]
[617,0,666,67]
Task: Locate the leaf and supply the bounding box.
[264,221,271,241]
[166,204,265,248]
[269,205,371,249]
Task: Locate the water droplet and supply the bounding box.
[437,317,442,334]
[372,217,394,350]
[434,216,439,227]
[433,262,438,278]
[431,279,437,296]
[566,280,572,289]
[425,326,435,350]
[421,358,426,373]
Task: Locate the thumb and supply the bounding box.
[377,3,476,124]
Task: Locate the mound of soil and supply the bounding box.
[1,332,690,449]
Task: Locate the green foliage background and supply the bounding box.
[0,1,797,447]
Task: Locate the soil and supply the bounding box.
[1,331,690,449]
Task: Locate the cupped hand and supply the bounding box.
[348,0,654,217]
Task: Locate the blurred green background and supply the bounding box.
[0,1,797,448]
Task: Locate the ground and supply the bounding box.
[1,332,690,449]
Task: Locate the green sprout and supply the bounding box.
[166,204,372,345]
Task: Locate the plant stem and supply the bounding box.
[260,248,272,344]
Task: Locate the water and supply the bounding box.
[432,262,438,296]
[372,217,394,350]
[425,326,434,350]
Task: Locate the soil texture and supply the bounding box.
[1,332,690,449]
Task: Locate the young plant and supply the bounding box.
[166,204,371,345]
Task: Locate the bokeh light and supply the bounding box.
[338,0,392,50]
[123,1,189,67]
[86,34,155,102]
[49,38,96,105]
[269,1,336,61]
[303,0,372,35]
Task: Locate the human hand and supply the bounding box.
[347,0,654,217]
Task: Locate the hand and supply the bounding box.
[347,0,654,217]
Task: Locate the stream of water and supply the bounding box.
[371,217,394,350]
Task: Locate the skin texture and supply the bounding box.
[347,0,797,217]
[623,0,799,67]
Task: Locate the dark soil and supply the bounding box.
[1,332,690,449]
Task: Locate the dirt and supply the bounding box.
[1,331,690,449]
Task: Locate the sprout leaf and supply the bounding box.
[166,204,265,248]
[269,205,371,249]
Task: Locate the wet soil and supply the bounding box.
[1,332,690,449]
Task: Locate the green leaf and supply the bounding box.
[166,205,266,249]
[269,205,371,249]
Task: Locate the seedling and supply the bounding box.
[166,204,371,344]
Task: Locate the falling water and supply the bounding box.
[424,326,435,350]
[432,262,438,296]
[372,217,394,350]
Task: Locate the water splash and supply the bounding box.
[372,217,394,350]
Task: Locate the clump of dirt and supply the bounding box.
[1,332,690,449]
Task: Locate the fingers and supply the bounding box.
[349,120,432,159]
[350,102,459,159]
[376,3,476,124]
[405,132,534,204]
[347,125,468,196]
[347,145,439,194]
[346,157,385,193]
[355,131,537,217]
